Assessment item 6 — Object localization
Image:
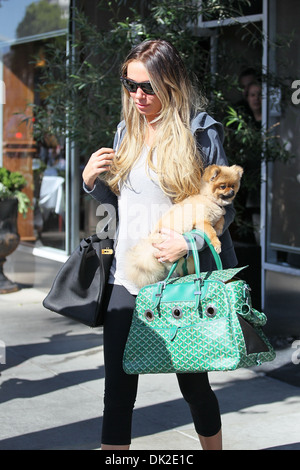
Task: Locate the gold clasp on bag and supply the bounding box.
[102,248,114,255]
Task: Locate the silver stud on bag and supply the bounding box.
[172,306,183,319]
[205,304,217,318]
[144,309,155,321]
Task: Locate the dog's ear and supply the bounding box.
[231,165,244,178]
[204,165,221,181]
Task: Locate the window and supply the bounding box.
[199,0,262,27]
[0,1,70,251]
[2,39,67,249]
[264,1,300,271]
[0,0,68,43]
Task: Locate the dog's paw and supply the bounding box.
[215,226,223,237]
[214,243,222,254]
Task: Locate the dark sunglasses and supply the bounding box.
[120,77,155,95]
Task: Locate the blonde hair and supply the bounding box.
[105,39,206,203]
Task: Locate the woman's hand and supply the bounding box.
[152,228,188,263]
[82,147,115,190]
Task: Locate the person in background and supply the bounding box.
[246,81,262,128]
[236,67,257,115]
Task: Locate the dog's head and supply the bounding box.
[202,164,243,206]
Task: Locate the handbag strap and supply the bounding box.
[164,228,223,283]
[189,229,223,270]
[154,229,223,310]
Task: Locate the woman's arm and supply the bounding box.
[82,147,118,236]
[82,147,114,190]
[82,147,117,204]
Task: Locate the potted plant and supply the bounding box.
[0,168,30,293]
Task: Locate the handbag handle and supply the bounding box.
[164,228,223,282]
[190,229,223,270]
[154,229,223,310]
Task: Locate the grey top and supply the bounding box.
[83,112,238,293]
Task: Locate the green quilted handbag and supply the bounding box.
[123,229,275,374]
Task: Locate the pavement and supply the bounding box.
[0,249,300,451]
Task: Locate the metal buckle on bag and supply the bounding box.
[243,284,252,295]
[193,277,203,296]
[155,281,166,298]
[243,283,252,304]
[153,281,166,309]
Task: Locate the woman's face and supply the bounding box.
[126,60,162,122]
[247,84,262,113]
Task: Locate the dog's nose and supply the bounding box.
[223,190,235,199]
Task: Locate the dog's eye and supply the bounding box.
[219,184,226,189]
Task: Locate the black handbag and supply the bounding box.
[43,235,114,327]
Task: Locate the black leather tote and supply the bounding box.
[43,235,114,327]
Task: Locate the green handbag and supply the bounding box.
[123,229,275,374]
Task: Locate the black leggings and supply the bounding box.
[101,284,221,446]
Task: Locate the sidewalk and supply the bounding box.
[0,285,300,450]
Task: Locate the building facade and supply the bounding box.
[0,0,299,335]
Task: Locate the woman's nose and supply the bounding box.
[135,87,145,99]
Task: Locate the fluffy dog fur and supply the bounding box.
[126,164,243,288]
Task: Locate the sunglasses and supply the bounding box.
[120,77,155,95]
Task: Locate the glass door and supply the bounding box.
[0,0,70,252]
[2,40,66,250]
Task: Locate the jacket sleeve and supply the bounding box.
[83,178,117,207]
[195,124,236,231]
[183,118,237,266]
[82,155,118,237]
[196,126,228,167]
[82,122,123,221]
[83,180,118,238]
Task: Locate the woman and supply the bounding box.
[246,81,262,128]
[83,39,237,450]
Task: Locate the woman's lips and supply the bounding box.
[136,102,148,109]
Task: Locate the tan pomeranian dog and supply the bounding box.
[126,164,243,288]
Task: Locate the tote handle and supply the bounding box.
[154,229,223,310]
[164,228,223,282]
[190,229,223,271]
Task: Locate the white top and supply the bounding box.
[108,147,172,294]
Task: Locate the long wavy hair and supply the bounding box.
[105,39,207,203]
